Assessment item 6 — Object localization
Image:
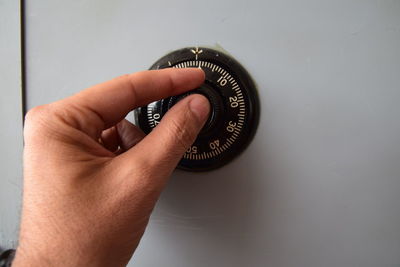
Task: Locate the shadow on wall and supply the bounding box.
[148,140,274,263]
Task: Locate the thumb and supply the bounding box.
[130,94,210,171]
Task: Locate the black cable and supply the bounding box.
[0,249,15,267]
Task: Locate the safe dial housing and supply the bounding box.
[135,47,260,171]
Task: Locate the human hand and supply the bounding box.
[13,68,210,267]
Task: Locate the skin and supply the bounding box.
[12,68,210,267]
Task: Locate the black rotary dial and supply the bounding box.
[135,47,260,171]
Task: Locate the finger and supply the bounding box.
[56,68,205,138]
[100,126,119,152]
[119,94,210,174]
[101,120,146,153]
[116,119,146,151]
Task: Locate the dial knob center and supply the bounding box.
[167,82,223,136]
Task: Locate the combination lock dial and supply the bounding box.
[135,47,260,171]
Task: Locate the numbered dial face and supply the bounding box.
[135,47,260,171]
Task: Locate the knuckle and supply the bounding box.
[117,73,139,103]
[126,74,139,102]
[24,104,61,142]
[24,105,52,133]
[24,105,49,124]
[167,115,196,151]
[164,72,176,95]
[24,109,47,143]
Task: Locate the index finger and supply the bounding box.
[59,68,205,136]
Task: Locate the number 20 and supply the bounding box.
[229,96,239,108]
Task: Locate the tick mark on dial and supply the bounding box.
[191,47,203,60]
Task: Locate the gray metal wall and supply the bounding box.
[0,0,23,251]
[2,0,400,266]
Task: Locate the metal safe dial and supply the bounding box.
[135,47,260,171]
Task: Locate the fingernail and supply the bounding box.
[189,95,210,122]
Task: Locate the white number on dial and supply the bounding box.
[209,140,220,150]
